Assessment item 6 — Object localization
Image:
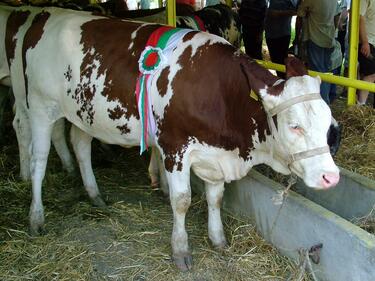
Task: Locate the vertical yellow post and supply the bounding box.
[226,0,233,7]
[167,0,176,27]
[347,0,360,105]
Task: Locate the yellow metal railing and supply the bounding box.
[347,0,361,105]
[257,60,375,93]
[163,0,371,105]
[167,0,176,27]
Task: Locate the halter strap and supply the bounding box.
[269,93,322,117]
[288,146,330,164]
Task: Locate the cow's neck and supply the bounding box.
[248,116,292,176]
[249,136,291,175]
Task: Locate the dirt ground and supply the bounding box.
[0,107,308,281]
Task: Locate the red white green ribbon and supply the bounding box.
[136,26,192,154]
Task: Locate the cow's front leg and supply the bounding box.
[148,147,169,196]
[70,125,105,207]
[148,147,159,188]
[167,169,192,271]
[51,118,74,173]
[205,181,227,248]
[29,118,53,235]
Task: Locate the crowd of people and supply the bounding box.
[238,0,374,106]
[173,0,374,106]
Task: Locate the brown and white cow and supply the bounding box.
[2,5,340,271]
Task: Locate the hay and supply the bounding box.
[351,205,375,234]
[331,100,375,180]
[0,110,312,280]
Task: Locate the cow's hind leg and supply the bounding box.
[51,118,75,173]
[12,106,32,181]
[167,169,192,271]
[70,125,105,207]
[205,181,227,248]
[29,117,53,235]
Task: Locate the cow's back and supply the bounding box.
[22,8,163,145]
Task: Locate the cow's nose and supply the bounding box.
[321,173,340,189]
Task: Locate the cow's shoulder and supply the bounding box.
[157,42,268,172]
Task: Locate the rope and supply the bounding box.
[288,248,320,281]
[269,174,297,243]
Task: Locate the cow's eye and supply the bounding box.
[290,124,300,130]
[289,124,304,134]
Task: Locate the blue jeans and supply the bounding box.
[306,40,334,104]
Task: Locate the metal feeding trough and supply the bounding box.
[191,168,375,281]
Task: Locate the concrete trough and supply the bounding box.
[191,169,375,281]
[295,167,375,221]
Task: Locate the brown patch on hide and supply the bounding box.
[182,31,197,43]
[5,10,31,67]
[157,38,269,172]
[268,81,285,96]
[64,65,72,81]
[108,105,126,120]
[285,56,308,78]
[157,66,170,98]
[79,19,162,132]
[22,11,50,108]
[116,124,131,135]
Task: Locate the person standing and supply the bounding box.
[239,0,267,59]
[297,0,340,104]
[357,0,375,105]
[265,0,298,77]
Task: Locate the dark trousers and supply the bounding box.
[242,25,264,59]
[306,40,333,104]
[266,35,291,78]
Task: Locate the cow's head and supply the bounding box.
[241,56,340,189]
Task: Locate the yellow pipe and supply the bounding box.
[347,0,360,105]
[167,0,176,27]
[256,60,375,93]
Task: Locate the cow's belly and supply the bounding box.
[190,145,249,184]
[60,94,142,147]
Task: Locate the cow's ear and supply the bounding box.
[239,55,282,110]
[239,55,279,95]
[285,56,308,78]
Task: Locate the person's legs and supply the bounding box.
[266,35,291,78]
[307,40,332,104]
[357,74,375,104]
[358,44,375,104]
[329,67,341,103]
[242,25,264,59]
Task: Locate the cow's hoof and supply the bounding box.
[64,164,75,174]
[173,254,193,271]
[91,196,106,207]
[214,240,228,250]
[150,180,159,189]
[20,172,31,182]
[29,224,45,236]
